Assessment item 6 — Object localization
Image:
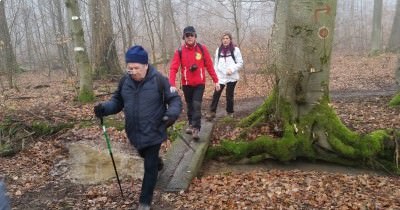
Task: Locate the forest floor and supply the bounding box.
[1,53,400,209]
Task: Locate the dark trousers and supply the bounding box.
[210,81,237,114]
[182,85,205,130]
[138,143,161,205]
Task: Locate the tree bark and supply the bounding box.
[370,0,382,55]
[210,0,397,174]
[388,0,400,53]
[65,0,94,102]
[54,0,73,76]
[273,0,334,118]
[389,56,400,106]
[0,0,18,89]
[140,0,156,64]
[89,0,121,77]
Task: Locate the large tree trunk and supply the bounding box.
[210,0,397,174]
[388,0,400,53]
[389,56,400,106]
[65,0,94,102]
[369,0,382,55]
[274,0,334,118]
[89,0,121,77]
[0,0,18,89]
[54,0,73,76]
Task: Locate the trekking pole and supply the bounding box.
[100,117,124,198]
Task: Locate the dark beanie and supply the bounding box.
[125,45,148,64]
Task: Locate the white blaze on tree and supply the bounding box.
[65,0,94,102]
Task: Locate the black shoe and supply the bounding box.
[158,157,164,171]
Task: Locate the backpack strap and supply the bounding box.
[117,75,128,93]
[178,43,206,65]
[217,46,236,64]
[155,72,166,107]
[117,72,166,106]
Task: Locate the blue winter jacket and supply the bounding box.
[102,66,182,150]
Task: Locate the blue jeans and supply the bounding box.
[182,85,205,130]
[138,143,161,205]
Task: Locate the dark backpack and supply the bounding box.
[117,71,166,105]
[177,43,206,65]
[217,47,236,64]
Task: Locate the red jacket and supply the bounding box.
[169,43,218,87]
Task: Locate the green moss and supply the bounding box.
[78,87,95,103]
[0,143,15,157]
[166,121,185,142]
[389,92,400,107]
[31,121,73,136]
[240,88,278,127]
[104,118,125,131]
[208,94,398,173]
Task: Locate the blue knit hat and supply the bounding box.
[125,45,148,64]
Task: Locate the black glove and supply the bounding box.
[94,103,105,118]
[162,116,175,128]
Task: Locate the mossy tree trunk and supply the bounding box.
[389,56,400,106]
[210,0,398,173]
[65,0,95,102]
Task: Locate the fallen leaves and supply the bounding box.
[165,170,400,209]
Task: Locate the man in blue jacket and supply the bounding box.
[94,45,182,210]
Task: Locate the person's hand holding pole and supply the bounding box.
[94,104,124,197]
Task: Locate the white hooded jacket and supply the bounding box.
[213,46,244,84]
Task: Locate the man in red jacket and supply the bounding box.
[169,26,220,140]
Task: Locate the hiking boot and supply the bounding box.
[185,125,193,134]
[206,112,216,121]
[227,112,234,118]
[192,128,200,141]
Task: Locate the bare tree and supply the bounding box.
[140,0,157,63]
[0,0,18,89]
[370,0,382,55]
[65,0,94,102]
[52,0,73,75]
[89,0,121,77]
[388,0,400,52]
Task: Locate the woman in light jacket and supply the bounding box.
[207,31,243,119]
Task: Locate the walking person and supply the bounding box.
[94,45,182,210]
[169,26,220,140]
[207,31,243,120]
